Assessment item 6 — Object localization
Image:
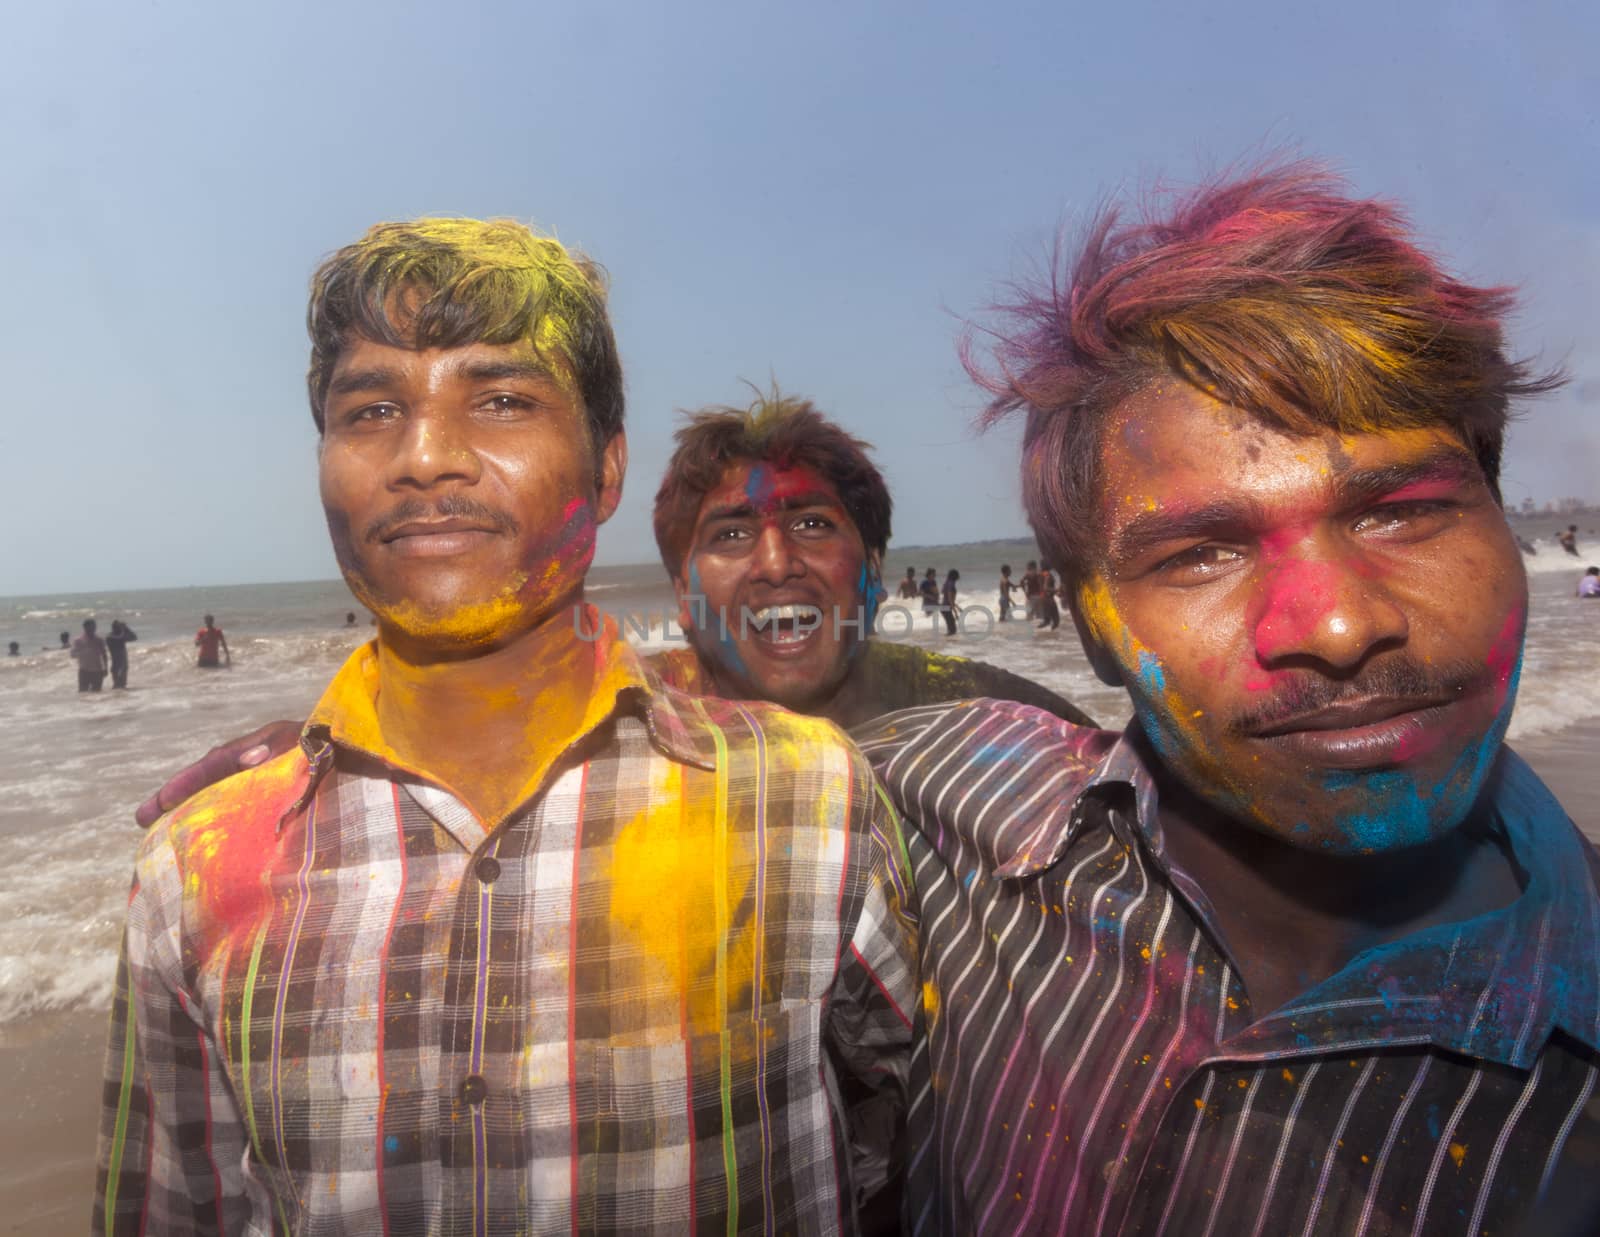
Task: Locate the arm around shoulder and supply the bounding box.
[826,773,919,1213]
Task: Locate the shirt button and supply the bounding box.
[475,856,501,884]
[460,1074,488,1106]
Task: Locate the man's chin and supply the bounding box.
[373,592,540,652]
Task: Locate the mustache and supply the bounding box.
[1225,657,1491,737]
[363,494,521,544]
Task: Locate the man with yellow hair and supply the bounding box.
[95,219,914,1235]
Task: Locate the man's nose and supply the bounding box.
[1252,551,1408,670]
[390,412,480,489]
[749,522,803,584]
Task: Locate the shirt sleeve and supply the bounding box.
[826,774,920,1208]
[94,830,252,1235]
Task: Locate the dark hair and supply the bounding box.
[306,219,624,450]
[652,387,892,578]
[968,161,1564,579]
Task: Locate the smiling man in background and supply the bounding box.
[648,390,1091,729]
[96,219,915,1235]
[856,164,1600,1233]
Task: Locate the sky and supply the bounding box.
[1,0,1595,595]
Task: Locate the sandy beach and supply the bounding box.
[6,720,1594,1233]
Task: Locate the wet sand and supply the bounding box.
[5,722,1594,1231]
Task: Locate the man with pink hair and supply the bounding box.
[857,163,1600,1234]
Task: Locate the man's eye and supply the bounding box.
[1353,501,1455,534]
[792,514,835,535]
[710,526,751,544]
[344,403,400,425]
[1156,544,1244,577]
[482,394,536,415]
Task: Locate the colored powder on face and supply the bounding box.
[743,464,775,508]
[385,576,531,646]
[1321,640,1524,851]
[855,560,881,643]
[686,560,747,678]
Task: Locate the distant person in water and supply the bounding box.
[1035,562,1061,629]
[940,568,960,635]
[1579,566,1600,598]
[105,620,137,689]
[1558,524,1580,555]
[918,565,939,616]
[1021,559,1042,620]
[344,611,357,626]
[998,563,1015,620]
[194,614,230,668]
[897,565,918,599]
[71,618,108,692]
[7,641,19,656]
[56,631,69,650]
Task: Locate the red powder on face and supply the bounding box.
[1484,606,1524,692]
[742,464,830,514]
[1252,555,1343,658]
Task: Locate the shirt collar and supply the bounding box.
[289,605,716,824]
[1229,749,1600,1069]
[975,709,1600,1069]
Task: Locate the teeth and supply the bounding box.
[753,604,817,626]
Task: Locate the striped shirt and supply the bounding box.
[854,699,1600,1236]
[96,616,917,1235]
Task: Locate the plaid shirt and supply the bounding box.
[95,614,917,1235]
[856,699,1600,1236]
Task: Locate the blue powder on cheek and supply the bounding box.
[1136,649,1166,695]
[855,562,881,636]
[1321,650,1524,851]
[688,561,747,677]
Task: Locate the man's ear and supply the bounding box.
[594,432,628,524]
[1066,581,1125,687]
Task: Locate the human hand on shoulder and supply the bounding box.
[135,719,303,827]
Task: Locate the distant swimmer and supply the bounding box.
[998,563,1015,620]
[940,568,960,635]
[71,618,109,692]
[1516,533,1538,555]
[194,614,231,669]
[105,620,138,689]
[55,631,69,650]
[1021,559,1042,620]
[7,641,18,656]
[344,611,357,626]
[1558,524,1580,555]
[919,566,940,615]
[1035,563,1061,630]
[1580,566,1600,598]
[897,566,918,599]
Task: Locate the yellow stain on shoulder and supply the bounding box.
[922,981,940,1023]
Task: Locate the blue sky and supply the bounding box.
[2,0,1594,593]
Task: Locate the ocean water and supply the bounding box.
[1,532,1596,1025]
